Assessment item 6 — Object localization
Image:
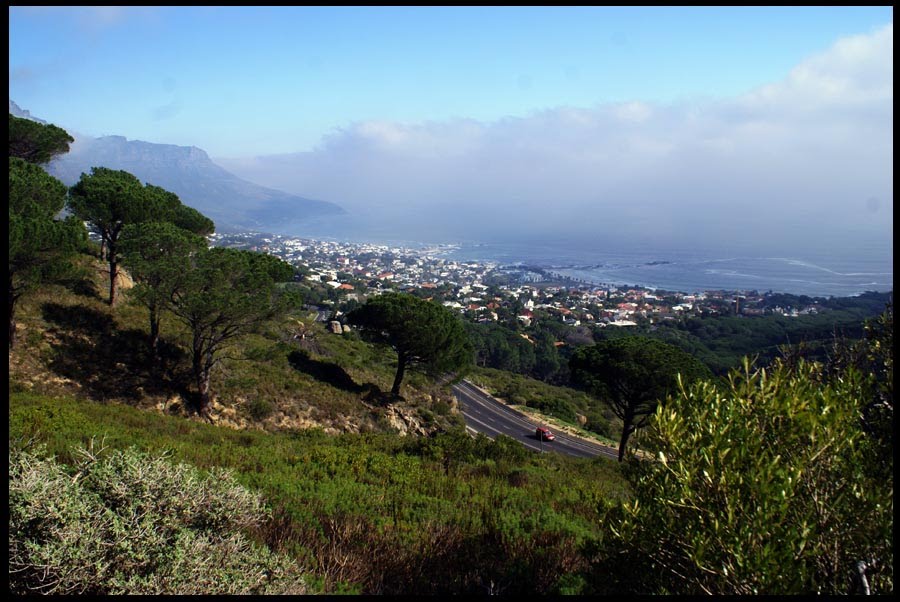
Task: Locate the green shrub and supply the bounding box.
[597,359,893,595]
[9,443,309,595]
[10,391,630,595]
[432,399,452,416]
[527,395,578,422]
[245,397,275,421]
[484,433,531,463]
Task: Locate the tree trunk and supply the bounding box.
[148,304,160,363]
[618,410,635,462]
[9,285,17,349]
[197,368,213,422]
[391,352,407,398]
[107,253,118,306]
[193,347,214,422]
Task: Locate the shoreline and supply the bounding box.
[209,230,893,300]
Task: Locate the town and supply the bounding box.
[209,231,826,330]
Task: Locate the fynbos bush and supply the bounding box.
[598,359,893,595]
[9,443,309,595]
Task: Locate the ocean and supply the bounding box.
[441,242,893,298]
[273,215,893,298]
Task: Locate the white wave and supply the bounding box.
[767,257,892,278]
[842,272,894,277]
[704,269,764,279]
[692,257,741,265]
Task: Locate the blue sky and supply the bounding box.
[8,6,893,156]
[8,6,894,259]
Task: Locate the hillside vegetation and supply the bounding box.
[8,248,632,594]
[8,113,892,594]
[9,254,893,594]
[9,253,462,437]
[594,292,892,374]
[10,389,628,595]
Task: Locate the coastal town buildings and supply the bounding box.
[208,232,827,329]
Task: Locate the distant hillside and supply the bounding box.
[9,100,344,232]
[9,99,47,123]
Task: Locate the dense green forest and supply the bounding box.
[466,291,891,379]
[599,293,892,374]
[8,114,893,594]
[461,292,891,444]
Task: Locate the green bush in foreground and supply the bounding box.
[9,443,308,595]
[596,358,892,595]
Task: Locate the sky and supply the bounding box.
[8,5,894,258]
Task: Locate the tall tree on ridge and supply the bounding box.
[168,247,296,420]
[8,158,86,348]
[9,113,74,164]
[68,168,161,305]
[8,114,84,348]
[143,184,215,237]
[120,221,208,362]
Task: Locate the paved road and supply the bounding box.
[452,380,617,460]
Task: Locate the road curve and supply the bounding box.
[452,380,618,461]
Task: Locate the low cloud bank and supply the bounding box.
[217,24,893,255]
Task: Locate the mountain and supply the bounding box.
[9,99,47,124]
[9,101,344,232]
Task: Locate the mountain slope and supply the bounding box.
[47,135,344,232]
[9,100,344,232]
[9,99,47,123]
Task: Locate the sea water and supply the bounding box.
[442,242,893,298]
[274,215,892,298]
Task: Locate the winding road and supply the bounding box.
[452,380,617,460]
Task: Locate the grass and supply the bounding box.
[10,388,630,594]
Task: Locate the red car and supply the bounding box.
[535,427,555,441]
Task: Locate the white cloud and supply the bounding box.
[743,23,892,110]
[217,24,893,252]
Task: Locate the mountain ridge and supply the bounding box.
[9,100,344,232]
[9,99,47,124]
